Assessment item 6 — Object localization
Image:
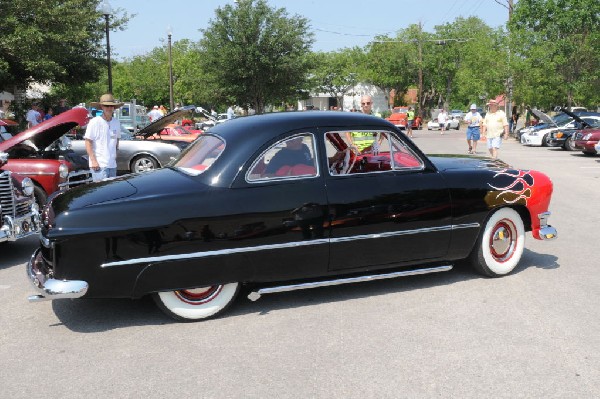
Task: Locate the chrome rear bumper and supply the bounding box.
[538,212,557,240]
[26,248,88,302]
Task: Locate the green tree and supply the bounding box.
[0,0,129,92]
[310,48,364,110]
[510,0,600,109]
[199,0,314,113]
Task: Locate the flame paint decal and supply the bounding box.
[488,169,535,205]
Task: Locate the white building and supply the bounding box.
[298,82,388,115]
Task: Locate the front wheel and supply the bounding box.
[564,136,577,151]
[130,155,159,173]
[470,208,525,277]
[153,283,240,321]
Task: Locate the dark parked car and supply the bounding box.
[0,152,40,243]
[0,108,91,206]
[27,112,557,321]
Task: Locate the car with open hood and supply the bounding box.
[26,111,557,322]
[69,124,185,174]
[520,109,600,147]
[134,106,202,144]
[546,108,600,150]
[0,108,91,206]
[0,152,40,243]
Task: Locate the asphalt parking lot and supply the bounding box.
[1,126,599,398]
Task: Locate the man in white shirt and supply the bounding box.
[147,105,163,122]
[85,94,123,182]
[437,109,448,134]
[464,103,482,154]
[26,103,42,128]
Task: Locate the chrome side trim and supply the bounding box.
[101,223,479,268]
[247,265,453,301]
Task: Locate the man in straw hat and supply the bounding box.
[482,99,509,159]
[85,93,124,181]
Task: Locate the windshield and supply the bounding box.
[173,135,225,176]
[552,113,572,125]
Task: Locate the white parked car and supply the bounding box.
[427,117,460,130]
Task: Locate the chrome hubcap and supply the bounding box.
[489,220,516,262]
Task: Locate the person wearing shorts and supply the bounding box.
[482,99,509,159]
[464,103,482,154]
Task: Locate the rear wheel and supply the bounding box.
[470,208,525,277]
[130,155,159,173]
[153,283,240,321]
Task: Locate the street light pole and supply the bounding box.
[167,26,174,111]
[101,1,113,94]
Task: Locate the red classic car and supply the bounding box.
[386,106,409,129]
[572,128,600,155]
[0,108,91,206]
[134,106,203,144]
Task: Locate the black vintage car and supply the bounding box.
[27,112,557,321]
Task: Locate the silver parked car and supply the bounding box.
[69,127,185,174]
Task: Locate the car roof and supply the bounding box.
[196,111,398,186]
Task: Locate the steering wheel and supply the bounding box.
[330,147,358,175]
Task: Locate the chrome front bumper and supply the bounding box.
[538,212,557,240]
[26,248,89,302]
[0,208,40,243]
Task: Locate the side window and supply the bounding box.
[326,130,424,175]
[326,131,393,175]
[390,135,424,170]
[247,133,317,182]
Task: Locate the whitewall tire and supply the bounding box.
[471,208,525,277]
[153,283,240,321]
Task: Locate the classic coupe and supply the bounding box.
[27,112,557,321]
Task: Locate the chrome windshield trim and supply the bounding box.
[101,223,479,268]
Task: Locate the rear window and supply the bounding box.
[174,135,225,176]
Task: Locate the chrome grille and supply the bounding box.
[0,171,16,219]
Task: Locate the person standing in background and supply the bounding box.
[26,103,42,128]
[55,99,69,115]
[482,99,509,159]
[85,94,123,182]
[406,106,415,138]
[437,108,448,135]
[360,95,373,115]
[464,104,482,154]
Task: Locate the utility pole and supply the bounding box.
[417,22,424,119]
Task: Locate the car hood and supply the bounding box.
[428,154,510,171]
[0,107,88,152]
[531,109,556,127]
[136,105,195,138]
[559,107,594,129]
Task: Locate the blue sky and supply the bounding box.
[107,0,510,60]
